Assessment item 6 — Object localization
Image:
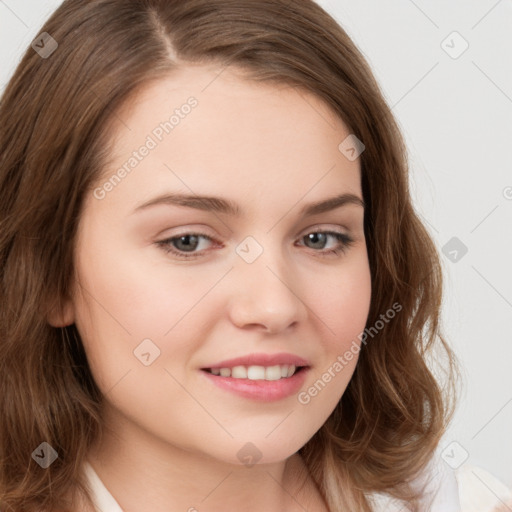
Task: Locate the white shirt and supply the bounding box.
[83,456,512,512]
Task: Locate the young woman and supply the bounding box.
[1,1,509,511]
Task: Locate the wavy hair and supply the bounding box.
[0,1,457,510]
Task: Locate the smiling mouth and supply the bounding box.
[201,364,306,381]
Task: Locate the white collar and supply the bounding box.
[83,460,124,512]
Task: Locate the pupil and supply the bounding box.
[307,232,326,249]
[175,235,199,252]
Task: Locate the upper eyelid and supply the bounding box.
[161,221,353,237]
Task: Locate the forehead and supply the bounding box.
[91,64,362,216]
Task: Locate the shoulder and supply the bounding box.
[455,463,512,512]
[368,450,460,511]
[368,451,512,512]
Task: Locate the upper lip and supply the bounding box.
[202,352,310,369]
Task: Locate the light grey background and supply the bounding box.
[1,0,511,490]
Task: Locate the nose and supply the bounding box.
[227,246,307,334]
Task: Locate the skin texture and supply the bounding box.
[50,64,372,512]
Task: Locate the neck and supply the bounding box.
[84,406,328,512]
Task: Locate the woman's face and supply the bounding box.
[64,64,371,465]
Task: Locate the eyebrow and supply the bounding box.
[133,192,365,216]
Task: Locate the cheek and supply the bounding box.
[74,232,215,338]
[72,236,223,389]
[312,255,372,352]
[294,261,371,433]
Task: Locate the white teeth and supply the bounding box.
[208,364,300,380]
[247,365,265,380]
[231,365,247,379]
[265,365,282,381]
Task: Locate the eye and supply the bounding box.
[298,230,354,257]
[156,229,354,260]
[156,232,216,259]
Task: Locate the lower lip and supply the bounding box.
[200,367,310,401]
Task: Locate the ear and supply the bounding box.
[47,297,75,327]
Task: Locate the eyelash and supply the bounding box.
[156,230,354,260]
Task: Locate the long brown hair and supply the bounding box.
[0,1,458,510]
